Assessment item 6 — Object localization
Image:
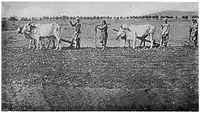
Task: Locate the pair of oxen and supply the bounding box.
[17,23,62,50]
[113,24,156,49]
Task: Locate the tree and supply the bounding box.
[31,17,38,21]
[100,16,103,19]
[49,16,53,20]
[56,16,59,20]
[192,15,199,19]
[39,17,42,21]
[175,16,178,20]
[160,16,165,19]
[8,16,18,21]
[168,16,173,19]
[78,16,82,20]
[89,16,93,20]
[61,15,67,20]
[20,17,25,21]
[106,16,110,19]
[42,16,50,20]
[27,18,31,21]
[181,16,188,20]
[2,17,8,21]
[86,16,89,20]
[82,16,85,20]
[152,15,158,19]
[2,20,8,30]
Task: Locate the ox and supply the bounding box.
[21,23,61,50]
[17,24,56,49]
[113,24,156,49]
[17,25,37,49]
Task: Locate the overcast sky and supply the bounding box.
[2,2,199,17]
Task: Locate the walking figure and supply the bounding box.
[160,18,170,47]
[95,20,108,49]
[69,17,81,48]
[189,19,198,46]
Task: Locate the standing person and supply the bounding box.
[189,19,198,46]
[160,18,170,47]
[96,20,108,49]
[69,17,81,48]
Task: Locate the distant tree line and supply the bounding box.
[2,15,199,22]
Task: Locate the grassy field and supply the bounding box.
[1,19,199,111]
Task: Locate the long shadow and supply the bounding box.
[136,36,151,43]
[60,38,74,44]
[60,42,160,50]
[50,37,160,50]
[102,42,160,49]
[35,42,161,50]
[61,46,95,50]
[153,42,160,48]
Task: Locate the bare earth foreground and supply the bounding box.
[1,20,199,111]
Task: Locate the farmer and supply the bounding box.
[69,17,81,48]
[95,20,108,49]
[189,19,198,46]
[160,18,170,47]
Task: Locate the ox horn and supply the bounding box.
[113,29,119,32]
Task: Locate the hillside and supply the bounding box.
[146,10,198,17]
[2,20,18,31]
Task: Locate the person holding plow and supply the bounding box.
[160,18,170,47]
[95,20,108,49]
[69,17,81,49]
[189,19,198,46]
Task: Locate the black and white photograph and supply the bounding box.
[1,1,199,111]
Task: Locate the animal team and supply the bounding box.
[17,17,198,50]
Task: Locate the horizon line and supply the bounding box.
[2,10,198,18]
